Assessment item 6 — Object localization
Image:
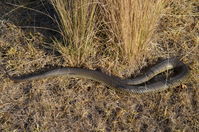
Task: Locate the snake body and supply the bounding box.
[9,57,189,93]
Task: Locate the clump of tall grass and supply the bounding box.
[50,0,98,65]
[101,0,169,62]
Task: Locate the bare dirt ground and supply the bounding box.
[0,0,198,132]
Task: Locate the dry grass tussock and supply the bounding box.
[0,0,198,131]
[51,0,98,65]
[100,0,169,62]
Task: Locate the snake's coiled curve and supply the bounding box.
[9,57,189,93]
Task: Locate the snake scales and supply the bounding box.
[9,57,189,93]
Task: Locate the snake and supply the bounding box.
[8,57,189,93]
